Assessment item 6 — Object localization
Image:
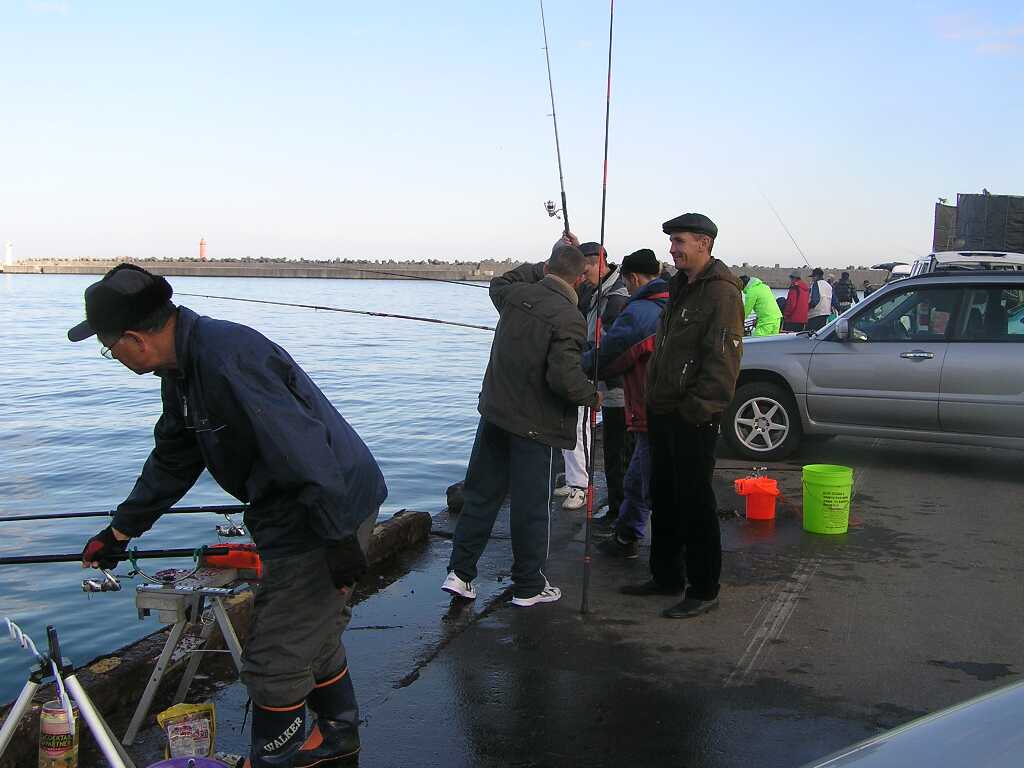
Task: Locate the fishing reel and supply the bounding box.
[82,569,122,593]
[544,200,563,220]
[216,513,246,538]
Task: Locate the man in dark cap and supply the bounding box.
[582,248,670,558]
[72,264,388,768]
[621,213,744,619]
[444,244,599,608]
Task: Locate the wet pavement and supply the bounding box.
[129,435,1024,767]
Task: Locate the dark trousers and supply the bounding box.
[806,315,829,332]
[602,406,634,518]
[782,321,805,332]
[241,508,378,707]
[449,417,555,599]
[647,411,720,600]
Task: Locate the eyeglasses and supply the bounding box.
[99,335,124,360]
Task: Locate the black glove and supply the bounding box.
[324,536,368,591]
[81,526,129,569]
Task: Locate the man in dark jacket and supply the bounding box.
[581,249,669,558]
[445,245,599,607]
[73,264,387,768]
[622,213,744,619]
[832,271,857,313]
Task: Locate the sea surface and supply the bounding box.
[0,273,495,700]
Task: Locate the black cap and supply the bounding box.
[67,264,173,342]
[579,241,603,258]
[788,272,801,279]
[620,248,660,276]
[811,267,824,278]
[662,212,718,239]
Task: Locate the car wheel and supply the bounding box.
[723,382,802,461]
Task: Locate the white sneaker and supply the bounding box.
[553,484,572,497]
[441,571,477,599]
[512,583,562,607]
[562,487,586,511]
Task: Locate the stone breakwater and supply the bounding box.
[1,260,888,289]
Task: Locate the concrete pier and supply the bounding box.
[0,259,887,289]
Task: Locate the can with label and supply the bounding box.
[38,700,79,768]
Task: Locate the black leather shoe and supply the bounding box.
[662,597,719,619]
[620,579,684,597]
[597,536,639,559]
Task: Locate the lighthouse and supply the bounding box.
[199,238,207,262]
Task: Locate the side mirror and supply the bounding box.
[834,319,850,341]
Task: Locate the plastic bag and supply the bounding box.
[157,702,217,758]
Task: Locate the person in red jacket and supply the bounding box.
[783,272,810,331]
[580,249,669,559]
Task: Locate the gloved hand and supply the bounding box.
[324,536,368,592]
[81,526,129,569]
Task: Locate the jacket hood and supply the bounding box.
[629,277,670,304]
[744,277,765,291]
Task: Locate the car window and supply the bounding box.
[953,286,1024,342]
[849,287,961,342]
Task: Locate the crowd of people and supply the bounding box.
[746,268,867,334]
[445,211,744,620]
[71,217,869,766]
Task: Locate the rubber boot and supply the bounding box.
[294,666,360,767]
[244,701,307,768]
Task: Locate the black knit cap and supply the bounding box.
[579,241,603,258]
[662,212,718,239]
[620,248,660,276]
[67,263,173,342]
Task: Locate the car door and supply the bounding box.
[806,285,962,430]
[939,284,1024,437]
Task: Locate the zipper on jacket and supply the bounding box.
[678,360,691,391]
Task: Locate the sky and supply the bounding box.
[0,0,1021,268]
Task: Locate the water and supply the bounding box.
[0,273,495,699]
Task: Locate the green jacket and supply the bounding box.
[742,277,783,336]
[647,259,744,425]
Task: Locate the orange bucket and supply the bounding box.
[734,477,780,520]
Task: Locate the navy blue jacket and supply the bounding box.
[581,278,669,430]
[112,307,388,556]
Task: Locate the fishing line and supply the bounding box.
[759,188,811,267]
[582,0,615,615]
[177,293,495,332]
[540,0,571,235]
[337,268,488,289]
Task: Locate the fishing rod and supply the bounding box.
[0,545,239,567]
[539,0,571,235]
[177,293,495,332]
[582,0,615,615]
[0,503,246,525]
[759,188,811,268]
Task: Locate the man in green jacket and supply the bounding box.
[740,275,783,336]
